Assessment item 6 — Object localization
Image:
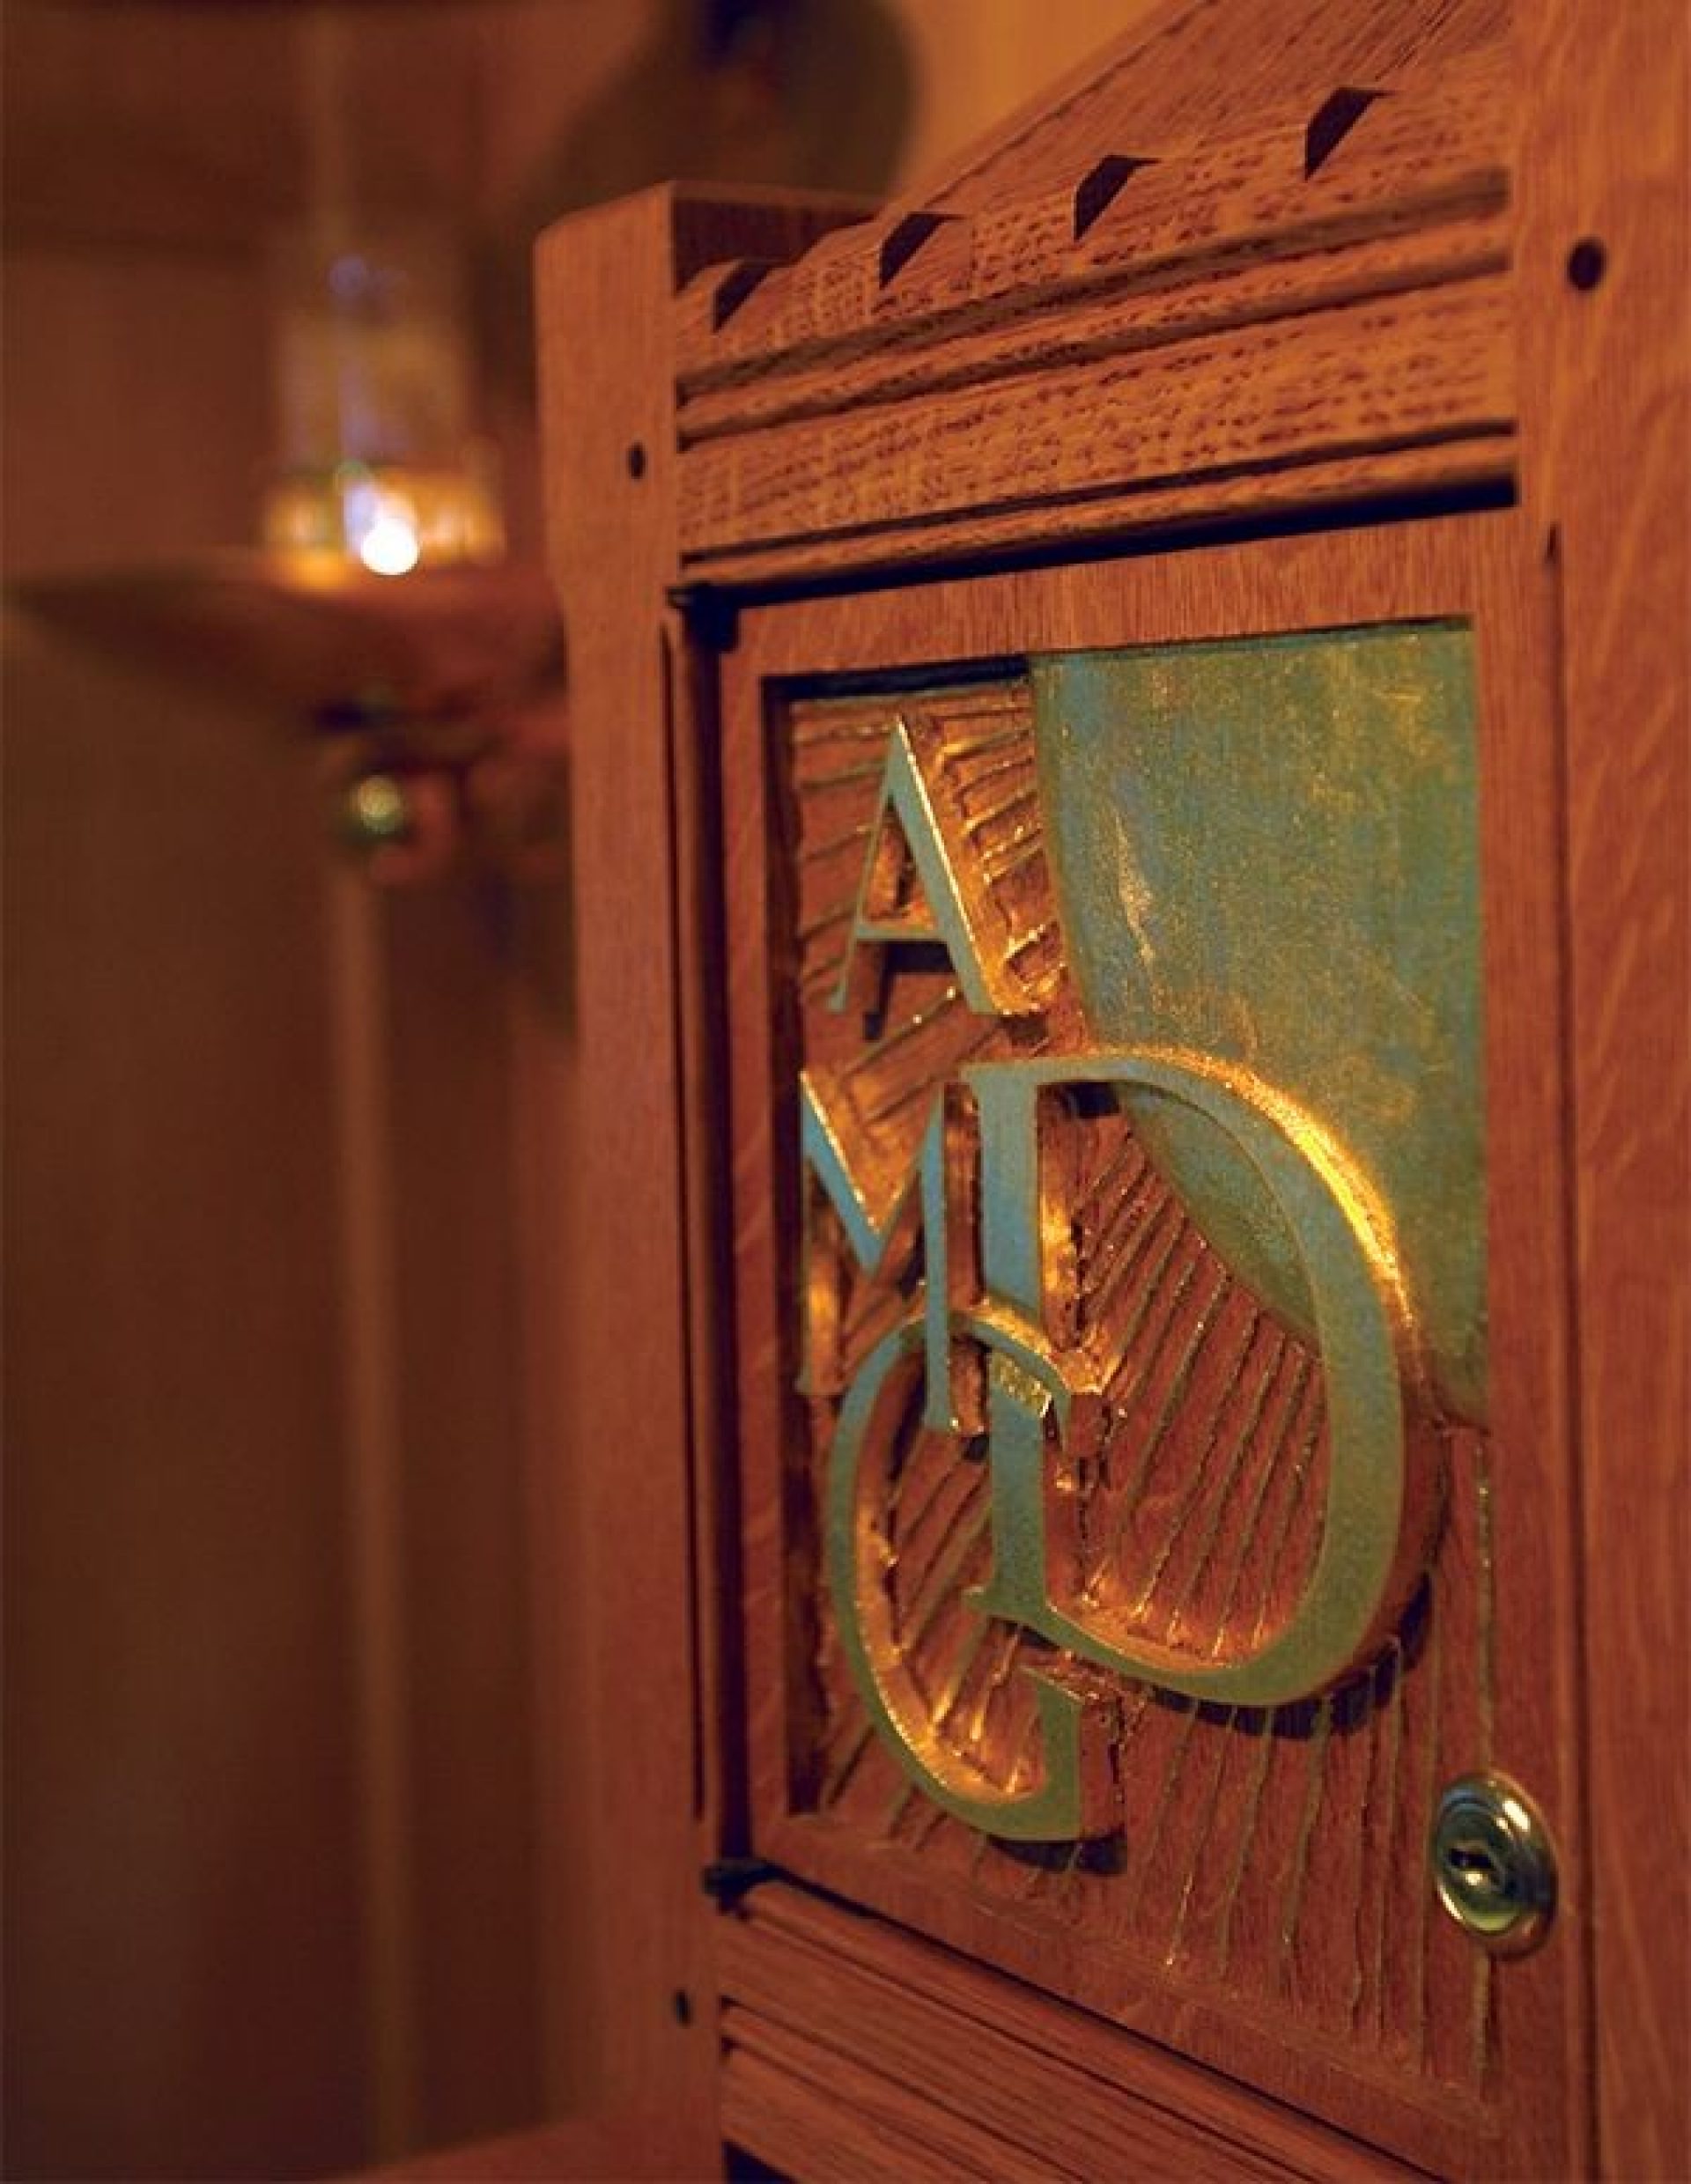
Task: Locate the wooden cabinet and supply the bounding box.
[711,524,1577,2180]
[532,4,1687,2175]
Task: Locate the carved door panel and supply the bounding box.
[713,513,1584,2180]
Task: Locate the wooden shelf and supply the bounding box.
[8,551,562,727]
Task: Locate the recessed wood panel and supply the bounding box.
[719,514,1584,2180]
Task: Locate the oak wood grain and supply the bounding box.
[723,2041,1016,2183]
[537,9,1682,2179]
[720,1881,1429,2181]
[678,212,1509,446]
[1514,3,1691,2176]
[531,184,868,2170]
[680,275,1511,571]
[533,189,734,2175]
[677,46,1507,387]
[720,515,1582,2179]
[675,439,1512,589]
[663,14,1516,589]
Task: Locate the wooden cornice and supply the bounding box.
[666,34,1515,584]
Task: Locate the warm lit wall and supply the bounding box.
[4,3,1160,2177]
[3,621,366,2182]
[3,8,535,2176]
[891,0,1167,189]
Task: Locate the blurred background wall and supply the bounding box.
[2,3,1154,2175]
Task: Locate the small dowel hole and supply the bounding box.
[1565,237,1607,291]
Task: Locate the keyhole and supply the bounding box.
[1431,1774,1555,1953]
[1447,1837,1507,1899]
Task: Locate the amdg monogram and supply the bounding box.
[799,703,1442,1842]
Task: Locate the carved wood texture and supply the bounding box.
[671,36,1513,580]
[521,1,1685,2172]
[779,675,1497,2142]
[717,520,1583,2180]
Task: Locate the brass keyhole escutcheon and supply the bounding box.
[1431,1773,1557,1955]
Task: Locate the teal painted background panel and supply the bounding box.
[1033,622,1485,1425]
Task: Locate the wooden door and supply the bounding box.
[705,513,1583,2179]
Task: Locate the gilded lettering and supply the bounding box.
[831,718,1039,1020]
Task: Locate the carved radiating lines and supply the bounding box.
[838,985,961,1077]
[861,1034,994,1127]
[1164,1706,1237,1966]
[799,818,872,866]
[1246,1401,1326,1650]
[954,745,1037,799]
[1105,1275,1249,1581]
[884,1415,972,1553]
[986,835,1045,885]
[839,1251,908,1344]
[793,753,891,789]
[1089,1189,1188,1339]
[796,901,855,948]
[1076,1128,1150,1236]
[1281,1694,1336,1981]
[793,681,1057,1829]
[885,1612,1023,1844]
[964,781,1038,837]
[1128,1704,1204,1919]
[1361,1636,1406,2039]
[1213,1708,1277,1973]
[941,717,1031,761]
[1204,1356,1317,1655]
[1006,917,1059,964]
[783,676,1493,2094]
[895,1506,994,1689]
[792,713,897,749]
[1156,1319,1289,1640]
[799,954,845,1001]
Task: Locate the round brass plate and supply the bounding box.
[1431,1773,1556,1955]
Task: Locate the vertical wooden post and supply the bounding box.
[530,186,868,2166]
[533,188,713,2168]
[1514,4,1690,2175]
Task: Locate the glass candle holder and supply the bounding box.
[263,225,505,575]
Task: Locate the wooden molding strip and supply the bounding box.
[676,438,1510,588]
[719,1882,1430,2181]
[725,2025,1076,2182]
[679,276,1512,573]
[676,48,1505,387]
[679,212,1507,446]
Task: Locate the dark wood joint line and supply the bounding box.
[667,581,741,653]
[701,1856,783,1909]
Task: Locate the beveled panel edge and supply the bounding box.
[719,1880,1435,2183]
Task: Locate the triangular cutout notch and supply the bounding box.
[711,259,776,329]
[1304,85,1385,178]
[879,210,954,287]
[1073,153,1156,241]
